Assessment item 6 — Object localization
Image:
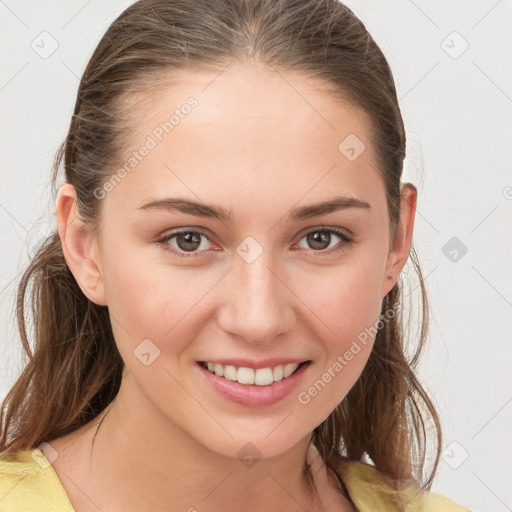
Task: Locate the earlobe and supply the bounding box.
[56,184,107,306]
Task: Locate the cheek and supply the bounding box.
[293,255,385,407]
[101,241,220,359]
[307,276,380,376]
[301,255,385,340]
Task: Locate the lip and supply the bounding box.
[197,357,309,370]
[196,360,311,408]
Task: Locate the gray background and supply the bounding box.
[1,1,511,510]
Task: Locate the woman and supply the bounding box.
[0,0,472,510]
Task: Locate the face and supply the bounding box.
[58,60,412,461]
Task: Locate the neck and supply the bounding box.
[73,372,323,512]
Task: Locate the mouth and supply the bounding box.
[197,360,311,386]
[196,359,312,408]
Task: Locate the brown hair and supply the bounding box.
[0,0,441,497]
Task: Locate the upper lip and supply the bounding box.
[198,358,310,370]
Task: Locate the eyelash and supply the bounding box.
[155,227,354,259]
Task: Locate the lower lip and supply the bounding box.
[196,361,311,408]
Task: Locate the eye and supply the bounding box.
[155,229,214,258]
[155,226,354,259]
[295,227,353,255]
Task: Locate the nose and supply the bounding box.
[217,250,295,345]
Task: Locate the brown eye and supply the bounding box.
[297,228,353,255]
[306,231,332,250]
[156,230,213,258]
[175,232,202,252]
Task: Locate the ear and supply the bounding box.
[381,183,417,297]
[56,183,107,306]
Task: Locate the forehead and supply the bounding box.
[103,61,385,221]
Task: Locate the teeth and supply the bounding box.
[214,363,224,377]
[202,362,302,386]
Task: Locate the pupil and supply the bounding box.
[178,232,200,251]
[308,231,330,250]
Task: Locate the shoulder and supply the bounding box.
[336,459,472,512]
[0,448,74,512]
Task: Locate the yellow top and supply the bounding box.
[0,448,472,511]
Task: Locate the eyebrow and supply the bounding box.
[135,195,371,222]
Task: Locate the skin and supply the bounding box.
[51,60,417,512]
